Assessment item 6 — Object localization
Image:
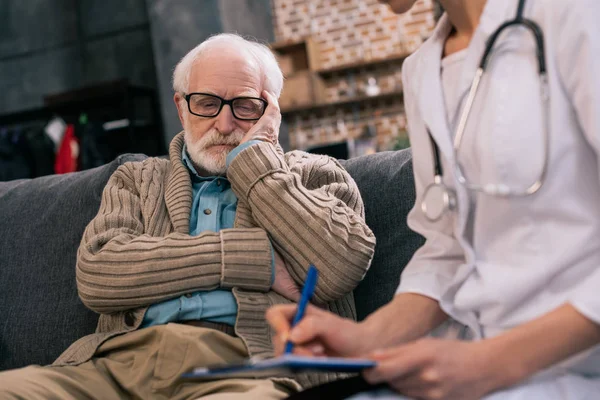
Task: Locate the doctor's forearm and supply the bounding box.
[480,304,600,389]
[361,293,448,350]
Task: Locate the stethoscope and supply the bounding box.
[421,0,550,222]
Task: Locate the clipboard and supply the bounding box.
[181,354,377,380]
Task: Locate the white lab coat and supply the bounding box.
[391,0,600,398]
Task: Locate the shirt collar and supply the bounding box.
[181,144,222,182]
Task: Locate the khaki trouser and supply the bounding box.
[0,323,300,399]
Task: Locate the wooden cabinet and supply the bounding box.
[278,71,327,111]
[271,37,326,112]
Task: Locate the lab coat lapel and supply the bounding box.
[415,14,454,162]
[441,0,524,329]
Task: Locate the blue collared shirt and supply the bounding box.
[142,140,271,327]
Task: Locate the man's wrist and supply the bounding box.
[225,140,263,169]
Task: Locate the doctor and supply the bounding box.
[267,0,600,398]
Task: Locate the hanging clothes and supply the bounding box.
[54,124,79,174]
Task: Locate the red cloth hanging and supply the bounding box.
[54,124,79,174]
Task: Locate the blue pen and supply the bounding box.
[284,265,318,354]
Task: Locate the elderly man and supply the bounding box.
[0,34,375,399]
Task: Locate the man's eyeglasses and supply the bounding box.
[184,93,267,121]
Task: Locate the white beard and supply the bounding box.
[183,128,245,176]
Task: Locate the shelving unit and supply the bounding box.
[271,37,321,72]
[281,89,403,114]
[273,37,406,112]
[315,52,409,76]
[271,36,407,156]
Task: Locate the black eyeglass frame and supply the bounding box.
[184,92,268,121]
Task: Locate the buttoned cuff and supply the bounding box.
[269,241,275,286]
[219,228,272,292]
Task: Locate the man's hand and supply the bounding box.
[271,250,301,302]
[240,90,281,145]
[363,339,498,400]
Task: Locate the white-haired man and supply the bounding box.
[0,34,376,399]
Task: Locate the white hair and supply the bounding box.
[172,33,283,98]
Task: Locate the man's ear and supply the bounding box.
[174,93,186,128]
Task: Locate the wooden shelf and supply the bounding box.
[315,52,409,76]
[281,89,403,115]
[270,37,321,72]
[270,38,309,52]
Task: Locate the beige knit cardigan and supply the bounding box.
[55,132,376,388]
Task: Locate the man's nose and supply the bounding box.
[214,105,235,134]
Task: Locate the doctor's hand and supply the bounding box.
[266,304,372,358]
[240,90,281,145]
[271,250,301,302]
[363,338,500,400]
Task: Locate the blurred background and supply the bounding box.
[0,0,440,181]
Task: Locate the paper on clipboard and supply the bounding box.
[181,354,377,380]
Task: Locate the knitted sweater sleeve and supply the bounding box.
[227,143,376,304]
[76,161,272,314]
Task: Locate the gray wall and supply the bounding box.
[146,0,276,146]
[1,0,279,149]
[0,0,157,115]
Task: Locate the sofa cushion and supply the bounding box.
[0,154,146,371]
[340,149,424,321]
[0,148,421,370]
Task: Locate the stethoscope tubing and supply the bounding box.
[422,0,550,221]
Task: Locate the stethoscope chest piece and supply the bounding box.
[421,177,457,222]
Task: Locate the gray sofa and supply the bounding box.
[0,149,423,371]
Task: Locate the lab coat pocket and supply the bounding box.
[481,33,546,192]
